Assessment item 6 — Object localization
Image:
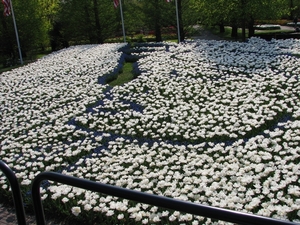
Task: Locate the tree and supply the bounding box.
[287,0,300,19]
[142,0,168,42]
[0,0,49,63]
[54,0,119,46]
[194,0,289,41]
[179,0,200,41]
[141,0,198,42]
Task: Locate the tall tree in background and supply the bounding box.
[287,0,300,19]
[179,0,198,41]
[0,11,14,60]
[195,0,289,41]
[37,0,60,50]
[154,0,162,42]
[142,0,165,42]
[142,0,197,42]
[121,0,144,40]
[0,0,295,62]
[92,0,102,43]
[0,0,48,63]
[193,0,230,33]
[55,0,118,46]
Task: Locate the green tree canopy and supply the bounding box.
[194,0,289,40]
[0,0,295,64]
[0,0,49,63]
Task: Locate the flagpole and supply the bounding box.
[119,0,126,43]
[175,0,180,43]
[9,0,23,64]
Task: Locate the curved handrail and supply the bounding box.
[32,171,298,225]
[0,160,26,225]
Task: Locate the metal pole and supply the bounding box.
[175,0,180,43]
[9,0,23,64]
[0,161,26,225]
[119,0,126,43]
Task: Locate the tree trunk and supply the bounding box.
[154,0,162,42]
[84,5,94,43]
[290,0,294,20]
[93,0,103,44]
[248,16,255,38]
[231,25,238,38]
[219,23,225,33]
[1,16,14,58]
[241,18,246,42]
[241,0,246,41]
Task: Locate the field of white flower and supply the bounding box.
[0,38,300,224]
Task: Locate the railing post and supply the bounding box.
[0,160,26,225]
[31,174,46,225]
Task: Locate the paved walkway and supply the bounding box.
[191,25,223,40]
[191,25,298,41]
[0,203,68,225]
[0,204,36,225]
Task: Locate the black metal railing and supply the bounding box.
[1,160,299,225]
[0,160,26,225]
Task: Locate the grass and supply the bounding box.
[0,52,50,74]
[108,62,134,86]
[0,64,23,74]
[213,27,233,40]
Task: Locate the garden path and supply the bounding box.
[191,25,223,40]
[0,203,68,225]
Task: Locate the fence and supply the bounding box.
[0,160,298,225]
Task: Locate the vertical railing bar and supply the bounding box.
[32,171,298,225]
[0,161,26,225]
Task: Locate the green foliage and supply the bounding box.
[0,0,58,66]
[195,0,288,26]
[0,0,295,60]
[56,0,118,45]
[194,0,289,41]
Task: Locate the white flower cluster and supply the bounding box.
[0,43,125,186]
[1,38,300,224]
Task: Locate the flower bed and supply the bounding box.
[0,38,300,224]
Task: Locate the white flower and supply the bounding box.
[21,179,31,186]
[2,38,300,223]
[62,197,69,203]
[152,215,161,222]
[288,185,300,197]
[169,214,177,222]
[84,204,92,211]
[142,218,148,224]
[106,210,114,217]
[117,214,124,220]
[162,210,169,217]
[41,194,48,200]
[130,212,143,221]
[71,206,81,216]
